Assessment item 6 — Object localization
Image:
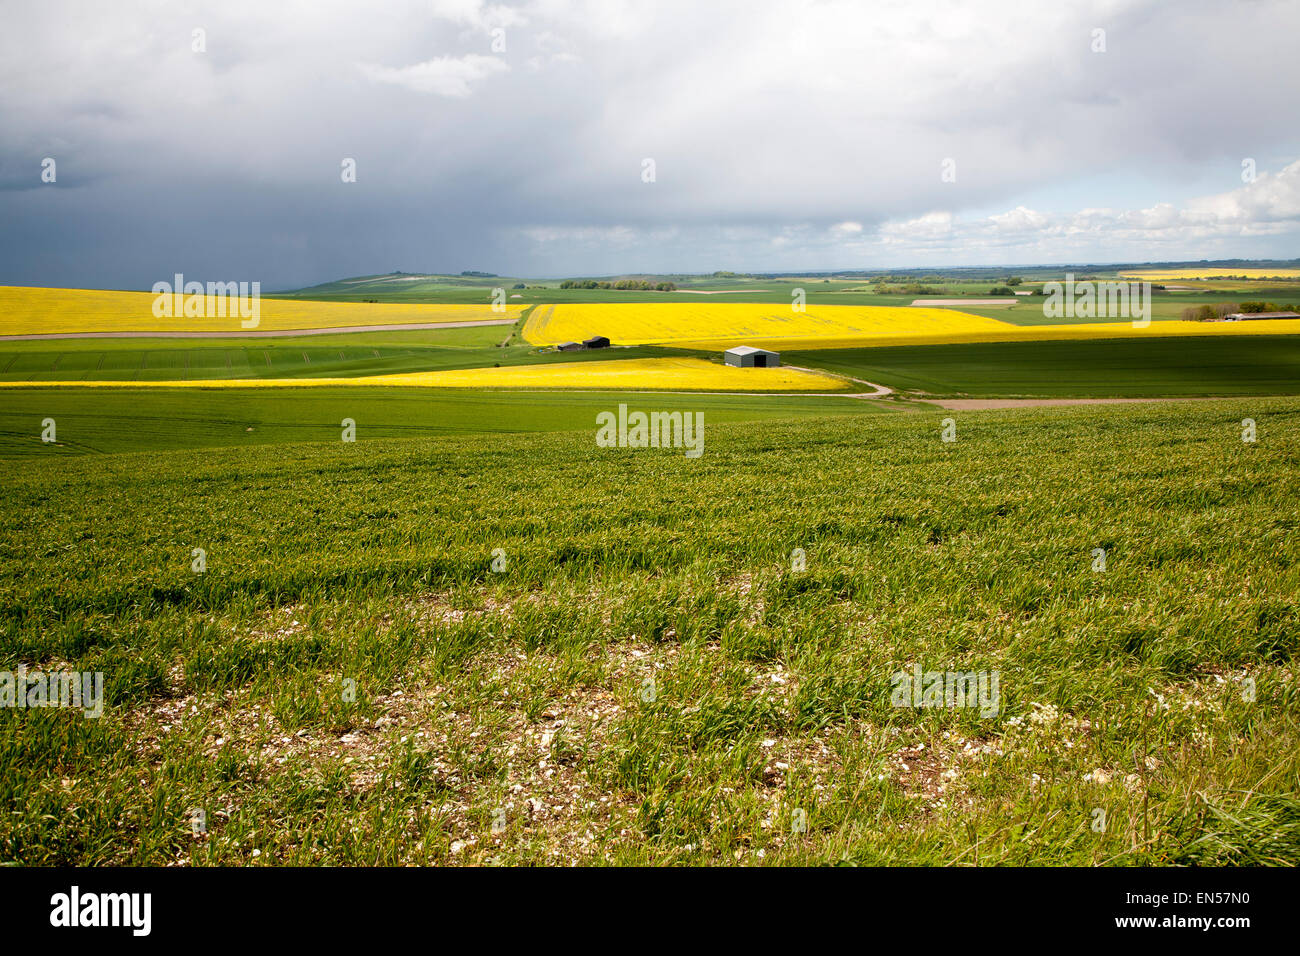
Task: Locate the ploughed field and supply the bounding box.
[2,399,1297,865]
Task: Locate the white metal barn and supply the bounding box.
[724,346,780,368]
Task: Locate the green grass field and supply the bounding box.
[796,335,1300,398]
[0,335,705,384]
[269,269,1300,315]
[1,400,1297,865]
[0,387,899,457]
[6,319,1299,407]
[3,269,1299,867]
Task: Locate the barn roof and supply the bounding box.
[725,345,775,355]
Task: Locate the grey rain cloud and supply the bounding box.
[1,0,1298,289]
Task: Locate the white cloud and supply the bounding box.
[430,0,526,30]
[357,54,509,97]
[989,206,1050,236]
[1187,161,1300,227]
[865,161,1300,260]
[879,211,955,244]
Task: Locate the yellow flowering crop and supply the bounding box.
[523,303,1014,349]
[0,286,523,335]
[1118,269,1300,281]
[523,302,1300,350]
[0,357,849,392]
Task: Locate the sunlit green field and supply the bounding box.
[2,400,1296,865]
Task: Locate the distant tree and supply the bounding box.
[1006,277,1022,286]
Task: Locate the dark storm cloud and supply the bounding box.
[1,0,1298,288]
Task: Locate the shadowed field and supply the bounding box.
[795,335,1300,398]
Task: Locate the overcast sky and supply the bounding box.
[1,0,1298,289]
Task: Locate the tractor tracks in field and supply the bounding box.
[785,367,894,399]
[659,367,895,399]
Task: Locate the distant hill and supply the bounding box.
[272,260,1300,303]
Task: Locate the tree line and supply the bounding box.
[1180,301,1298,320]
[559,279,677,291]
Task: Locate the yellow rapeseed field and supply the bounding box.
[0,286,523,335]
[523,302,1300,350]
[1118,268,1300,281]
[0,358,849,392]
[523,303,1013,349]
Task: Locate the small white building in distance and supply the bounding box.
[724,345,780,368]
